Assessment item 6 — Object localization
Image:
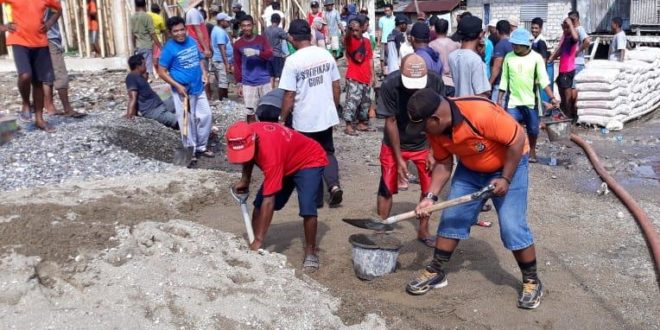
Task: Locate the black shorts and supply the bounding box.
[12,45,54,83]
[268,56,285,78]
[556,70,575,89]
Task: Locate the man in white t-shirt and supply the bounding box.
[279,19,343,207]
[261,1,286,29]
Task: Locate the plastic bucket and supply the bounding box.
[545,119,573,141]
[349,234,402,281]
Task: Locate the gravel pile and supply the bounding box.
[0,72,245,192]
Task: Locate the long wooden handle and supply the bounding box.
[383,193,479,225]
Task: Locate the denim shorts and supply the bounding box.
[254,167,324,217]
[437,155,534,251]
[507,106,540,137]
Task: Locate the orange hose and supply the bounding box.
[570,133,660,284]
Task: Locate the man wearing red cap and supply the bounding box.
[227,121,328,272]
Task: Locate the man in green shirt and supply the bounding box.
[498,28,559,162]
[130,0,161,78]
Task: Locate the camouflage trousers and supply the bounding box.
[342,79,371,123]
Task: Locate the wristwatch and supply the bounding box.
[423,192,438,202]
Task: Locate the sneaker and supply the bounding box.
[406,267,447,295]
[328,186,343,207]
[517,279,544,309]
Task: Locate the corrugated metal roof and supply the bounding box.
[402,0,460,13]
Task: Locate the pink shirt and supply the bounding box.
[558,34,578,73]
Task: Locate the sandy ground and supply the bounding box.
[0,71,658,328]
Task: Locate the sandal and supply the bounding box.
[344,129,358,136]
[476,220,493,228]
[64,111,88,118]
[328,185,343,207]
[481,204,492,212]
[35,123,56,133]
[418,236,436,248]
[356,126,376,132]
[18,111,32,123]
[196,150,216,158]
[302,254,319,272]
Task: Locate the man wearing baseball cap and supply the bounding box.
[404,88,543,310]
[210,13,234,100]
[375,54,445,247]
[227,121,328,271]
[385,15,412,73]
[499,28,559,162]
[410,22,442,75]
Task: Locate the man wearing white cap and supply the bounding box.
[211,13,234,100]
[508,15,520,30]
[487,19,498,47]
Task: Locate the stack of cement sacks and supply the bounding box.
[575,47,660,128]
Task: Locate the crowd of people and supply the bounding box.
[1,0,631,312]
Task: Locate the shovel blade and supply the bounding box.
[173,146,194,167]
[342,218,394,231]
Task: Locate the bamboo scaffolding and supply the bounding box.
[72,0,83,57]
[83,0,91,57]
[98,0,106,57]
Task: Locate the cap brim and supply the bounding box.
[402,75,427,90]
[227,144,255,164]
[404,121,426,138]
[450,32,465,42]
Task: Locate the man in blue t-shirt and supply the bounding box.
[489,20,513,104]
[157,16,214,160]
[211,13,234,101]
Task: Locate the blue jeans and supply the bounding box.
[254,167,324,217]
[437,155,534,251]
[508,106,540,137]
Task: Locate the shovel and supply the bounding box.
[173,95,194,166]
[343,185,495,231]
[230,187,255,244]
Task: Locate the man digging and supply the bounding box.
[227,121,327,272]
[404,89,543,309]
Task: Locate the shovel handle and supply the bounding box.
[383,185,494,225]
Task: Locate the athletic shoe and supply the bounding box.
[328,186,343,207]
[406,267,447,295]
[517,279,544,309]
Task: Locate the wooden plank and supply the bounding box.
[103,0,115,56]
[83,0,91,57]
[98,0,106,57]
[72,0,83,57]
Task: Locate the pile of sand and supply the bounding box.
[0,220,385,329]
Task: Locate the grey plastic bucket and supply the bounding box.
[349,234,402,281]
[545,118,573,141]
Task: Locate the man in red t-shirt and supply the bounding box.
[342,15,373,135]
[0,0,62,133]
[227,121,327,272]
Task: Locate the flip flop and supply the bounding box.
[481,204,492,212]
[302,254,319,272]
[418,236,436,248]
[344,129,358,136]
[529,157,538,163]
[18,111,32,123]
[35,123,56,133]
[476,220,493,228]
[196,150,216,158]
[65,111,88,118]
[356,126,376,132]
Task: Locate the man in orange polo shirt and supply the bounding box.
[0,0,62,132]
[404,88,543,310]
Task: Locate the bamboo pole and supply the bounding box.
[98,0,106,57]
[103,0,115,56]
[83,0,91,57]
[72,0,83,57]
[124,0,133,55]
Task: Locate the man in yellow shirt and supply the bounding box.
[149,3,166,74]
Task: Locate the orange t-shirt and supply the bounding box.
[88,1,99,31]
[429,96,530,173]
[1,0,62,47]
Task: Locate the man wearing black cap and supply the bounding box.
[410,22,442,75]
[448,16,490,97]
[385,14,411,73]
[279,19,343,207]
[404,88,543,310]
[376,54,445,247]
